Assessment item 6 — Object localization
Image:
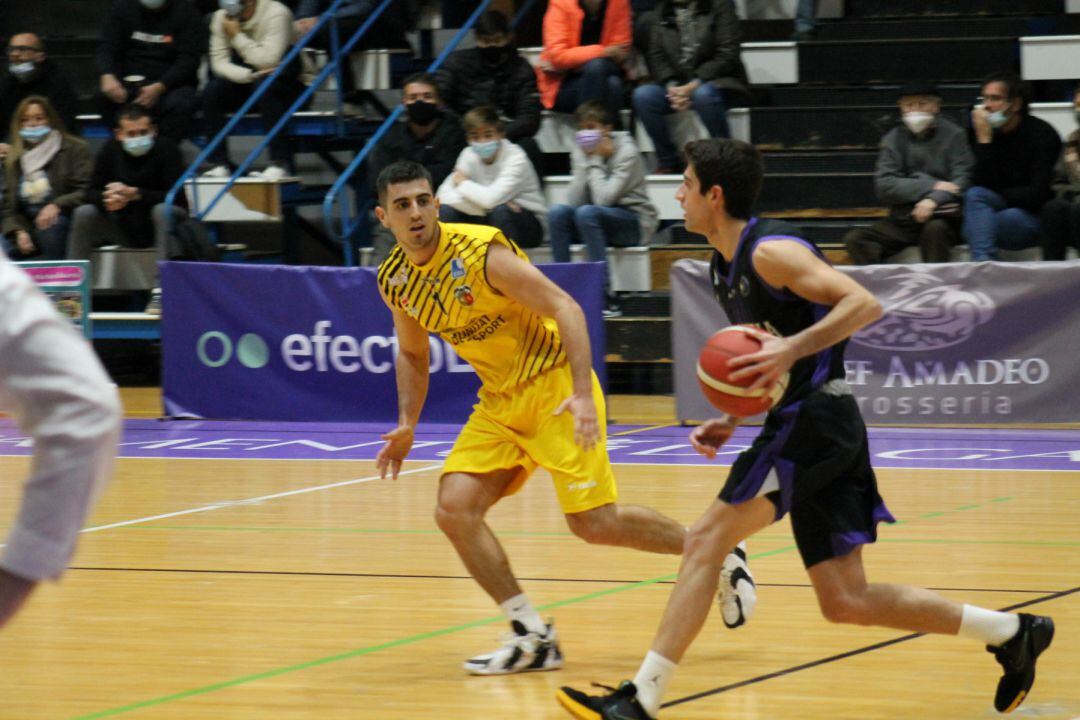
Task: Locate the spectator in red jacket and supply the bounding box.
[537,0,632,123]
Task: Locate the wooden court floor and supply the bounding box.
[0,392,1077,719]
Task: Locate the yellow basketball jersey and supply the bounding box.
[376,222,567,394]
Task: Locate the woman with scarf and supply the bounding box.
[2,96,91,259]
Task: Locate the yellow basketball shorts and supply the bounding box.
[442,363,618,514]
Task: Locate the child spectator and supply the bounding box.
[437,106,547,249]
[548,100,658,317]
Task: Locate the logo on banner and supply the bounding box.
[852,270,994,351]
[454,284,474,306]
[451,258,465,278]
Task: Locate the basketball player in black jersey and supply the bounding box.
[556,138,1054,719]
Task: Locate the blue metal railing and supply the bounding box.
[164,0,395,226]
[322,0,496,265]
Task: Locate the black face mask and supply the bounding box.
[405,99,441,125]
[478,44,512,65]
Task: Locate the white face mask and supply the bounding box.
[902,111,934,135]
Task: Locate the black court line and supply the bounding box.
[67,566,1063,596]
[662,585,1080,711]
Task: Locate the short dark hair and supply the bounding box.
[981,72,1031,115]
[116,104,153,126]
[377,160,433,206]
[574,99,613,128]
[475,10,510,38]
[402,71,438,93]
[462,105,503,133]
[683,138,763,220]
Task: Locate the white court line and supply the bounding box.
[0,463,444,548]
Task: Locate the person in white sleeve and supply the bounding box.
[436,105,547,249]
[0,254,121,629]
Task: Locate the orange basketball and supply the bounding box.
[697,326,789,417]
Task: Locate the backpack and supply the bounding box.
[168,217,220,262]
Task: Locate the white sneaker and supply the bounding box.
[250,164,287,180]
[718,541,756,629]
[200,165,231,178]
[144,288,162,316]
[464,620,564,675]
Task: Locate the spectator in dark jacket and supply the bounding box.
[436,10,543,175]
[96,0,205,143]
[2,97,91,260]
[367,72,466,262]
[963,73,1061,260]
[1039,86,1080,261]
[844,81,974,264]
[632,0,748,173]
[0,34,79,151]
[68,104,185,313]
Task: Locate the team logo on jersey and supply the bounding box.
[400,297,420,318]
[454,284,475,306]
[386,269,409,287]
[451,258,466,278]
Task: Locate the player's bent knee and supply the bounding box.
[817,593,869,625]
[565,508,616,545]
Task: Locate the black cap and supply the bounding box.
[898,80,940,99]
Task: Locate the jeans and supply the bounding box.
[202,76,305,166]
[3,212,70,260]
[962,186,1041,261]
[795,0,818,33]
[439,204,543,249]
[548,203,641,291]
[632,82,730,169]
[96,85,198,143]
[552,57,625,126]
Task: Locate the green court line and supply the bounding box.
[70,497,1031,717]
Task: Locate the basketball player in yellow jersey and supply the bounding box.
[371,161,757,675]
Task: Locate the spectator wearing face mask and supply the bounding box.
[367,72,466,262]
[436,105,547,249]
[843,81,974,265]
[548,100,657,317]
[68,104,185,315]
[2,96,90,260]
[96,0,206,143]
[1039,86,1080,261]
[202,0,304,179]
[436,10,543,180]
[963,72,1061,261]
[0,34,79,156]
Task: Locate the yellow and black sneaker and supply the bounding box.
[556,681,655,720]
[988,613,1055,713]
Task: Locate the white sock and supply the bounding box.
[499,593,546,635]
[957,604,1021,647]
[632,650,677,718]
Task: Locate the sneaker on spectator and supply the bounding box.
[200,165,231,179]
[144,288,162,316]
[250,165,288,181]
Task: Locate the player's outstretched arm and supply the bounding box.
[376,298,430,480]
[730,241,882,390]
[0,256,122,629]
[485,243,599,449]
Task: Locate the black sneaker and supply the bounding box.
[556,681,654,720]
[987,613,1054,713]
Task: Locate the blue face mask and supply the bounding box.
[19,125,50,143]
[987,107,1011,129]
[122,135,156,157]
[470,140,500,160]
[219,0,243,16]
[9,61,36,80]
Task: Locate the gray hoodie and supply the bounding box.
[567,131,659,241]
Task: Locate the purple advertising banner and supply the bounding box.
[161,261,605,422]
[674,259,1080,424]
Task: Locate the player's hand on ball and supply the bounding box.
[689,417,737,459]
[554,393,599,451]
[727,327,796,392]
[376,425,414,480]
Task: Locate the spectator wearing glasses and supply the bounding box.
[0,34,79,158]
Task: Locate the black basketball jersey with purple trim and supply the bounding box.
[708,217,848,407]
